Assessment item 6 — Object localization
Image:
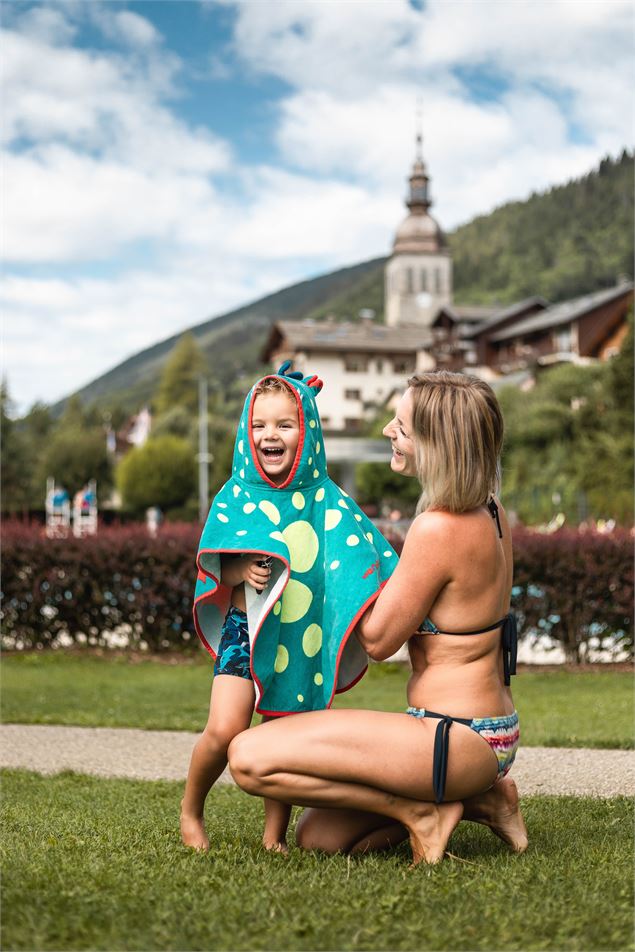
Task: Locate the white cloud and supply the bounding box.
[226,0,634,182]
[1,256,299,412]
[3,0,633,413]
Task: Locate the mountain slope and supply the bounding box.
[67,257,384,414]
[66,150,633,414]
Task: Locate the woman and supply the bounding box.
[228,371,528,865]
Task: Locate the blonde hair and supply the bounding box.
[253,376,296,401]
[406,371,504,514]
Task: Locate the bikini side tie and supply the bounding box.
[422,710,472,803]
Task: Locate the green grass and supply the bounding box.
[2,653,633,748]
[2,769,632,951]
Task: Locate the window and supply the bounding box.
[555,324,572,352]
[375,360,384,373]
[344,418,362,433]
[435,268,442,294]
[420,269,428,291]
[392,356,416,373]
[344,356,368,372]
[345,389,361,401]
[406,268,414,293]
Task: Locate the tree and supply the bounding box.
[1,381,31,512]
[38,427,113,498]
[155,333,205,416]
[151,405,196,442]
[116,435,196,513]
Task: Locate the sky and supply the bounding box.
[2,0,634,414]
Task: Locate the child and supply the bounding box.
[181,364,397,851]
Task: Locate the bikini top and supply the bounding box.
[417,498,518,686]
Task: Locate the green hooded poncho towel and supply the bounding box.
[193,362,397,716]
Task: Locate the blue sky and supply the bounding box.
[3,0,633,412]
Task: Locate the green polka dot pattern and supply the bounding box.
[194,367,397,715]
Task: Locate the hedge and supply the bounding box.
[2,522,632,661]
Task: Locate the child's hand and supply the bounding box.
[241,556,272,592]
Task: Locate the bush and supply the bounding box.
[511,527,633,663]
[116,436,196,513]
[384,527,633,663]
[1,523,200,652]
[2,523,632,661]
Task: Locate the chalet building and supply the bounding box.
[262,319,432,433]
[430,298,549,372]
[431,284,633,375]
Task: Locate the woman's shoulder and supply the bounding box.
[405,509,459,549]
[406,506,499,550]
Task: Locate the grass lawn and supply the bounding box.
[2,652,633,749]
[2,769,632,951]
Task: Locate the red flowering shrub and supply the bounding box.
[1,523,200,651]
[2,523,632,661]
[384,527,633,663]
[511,528,633,662]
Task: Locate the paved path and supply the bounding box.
[2,724,634,797]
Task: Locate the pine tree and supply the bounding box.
[155,333,205,416]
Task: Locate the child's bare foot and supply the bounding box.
[462,776,528,853]
[180,802,210,851]
[262,836,289,854]
[403,800,464,866]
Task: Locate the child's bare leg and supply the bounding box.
[262,798,292,852]
[260,716,291,851]
[462,775,528,853]
[181,675,254,850]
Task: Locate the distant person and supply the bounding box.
[181,364,396,852]
[229,371,527,865]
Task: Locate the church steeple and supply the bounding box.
[384,108,453,328]
[407,115,431,213]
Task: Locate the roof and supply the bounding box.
[434,297,549,335]
[489,283,634,343]
[264,320,432,356]
[434,305,496,325]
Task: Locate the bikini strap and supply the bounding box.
[432,616,510,637]
[487,497,503,538]
[502,612,518,686]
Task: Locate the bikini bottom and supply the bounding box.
[406,707,520,803]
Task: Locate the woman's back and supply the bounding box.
[406,500,514,719]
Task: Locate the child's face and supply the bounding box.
[251,391,300,485]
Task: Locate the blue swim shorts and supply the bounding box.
[213,605,252,680]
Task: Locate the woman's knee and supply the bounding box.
[227,731,264,794]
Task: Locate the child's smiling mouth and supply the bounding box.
[262,446,285,460]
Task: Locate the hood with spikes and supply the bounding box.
[194,363,397,716]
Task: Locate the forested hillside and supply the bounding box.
[41,149,635,415]
[450,150,634,305]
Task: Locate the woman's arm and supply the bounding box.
[357,512,452,661]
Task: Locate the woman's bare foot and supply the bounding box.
[403,800,464,866]
[462,776,528,853]
[180,801,210,851]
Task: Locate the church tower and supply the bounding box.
[385,128,452,327]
